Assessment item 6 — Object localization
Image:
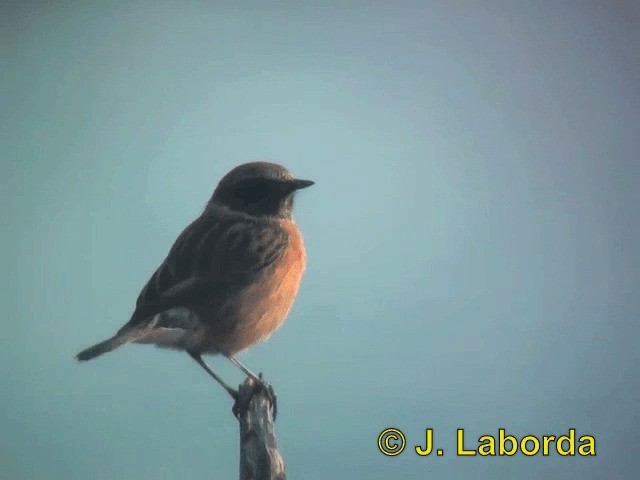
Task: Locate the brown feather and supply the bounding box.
[202,220,306,354]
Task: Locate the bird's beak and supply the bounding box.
[290,178,315,190]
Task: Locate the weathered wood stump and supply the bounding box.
[235,377,285,480]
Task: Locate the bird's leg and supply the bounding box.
[225,355,278,420]
[188,351,238,399]
[225,355,261,382]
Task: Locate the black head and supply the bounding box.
[209,162,314,218]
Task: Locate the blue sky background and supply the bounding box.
[3,1,639,479]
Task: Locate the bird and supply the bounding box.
[76,161,314,406]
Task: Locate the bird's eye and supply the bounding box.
[234,179,270,204]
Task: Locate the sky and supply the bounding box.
[2,1,639,479]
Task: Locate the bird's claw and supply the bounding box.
[232,375,278,421]
[261,378,278,420]
[231,397,244,419]
[228,388,240,402]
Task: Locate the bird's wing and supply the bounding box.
[120,210,288,331]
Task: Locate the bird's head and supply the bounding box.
[209,161,314,218]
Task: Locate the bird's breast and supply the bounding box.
[215,220,306,354]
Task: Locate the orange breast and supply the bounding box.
[217,220,306,354]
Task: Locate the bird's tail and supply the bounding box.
[76,335,129,361]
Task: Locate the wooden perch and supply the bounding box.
[235,377,285,480]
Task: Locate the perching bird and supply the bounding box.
[76,161,313,401]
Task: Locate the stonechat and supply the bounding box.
[77,161,313,404]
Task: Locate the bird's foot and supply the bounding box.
[227,387,240,401]
[259,373,278,420]
[232,373,278,420]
